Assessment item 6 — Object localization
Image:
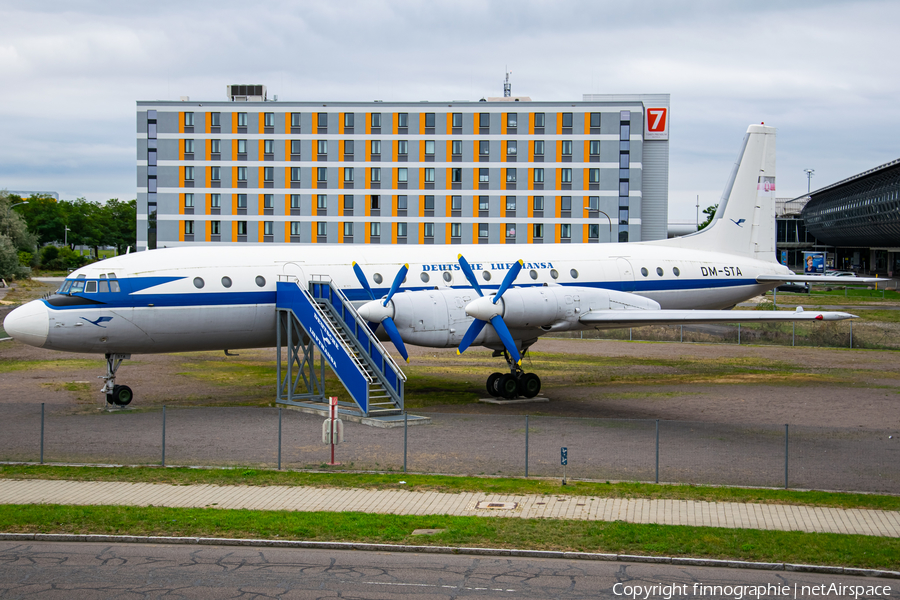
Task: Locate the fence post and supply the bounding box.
[792,322,795,347]
[525,415,529,478]
[850,321,853,349]
[278,407,282,470]
[629,328,632,341]
[738,323,741,345]
[161,406,166,467]
[680,325,683,343]
[784,423,789,489]
[403,412,408,473]
[40,403,44,465]
[655,419,659,484]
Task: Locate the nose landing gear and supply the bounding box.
[485,351,541,400]
[101,353,133,406]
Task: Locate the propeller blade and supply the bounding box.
[456,319,487,355]
[493,259,523,304]
[352,262,375,300]
[383,263,409,307]
[380,317,409,363]
[366,321,380,333]
[457,254,484,297]
[489,315,521,365]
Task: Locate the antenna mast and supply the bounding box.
[503,68,512,97]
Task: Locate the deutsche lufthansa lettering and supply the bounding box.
[422,262,554,272]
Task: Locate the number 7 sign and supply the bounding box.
[644,107,669,140]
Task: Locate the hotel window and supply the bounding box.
[291,168,302,182]
[620,123,630,140]
[561,224,571,239]
[397,222,407,237]
[264,113,274,127]
[507,140,517,155]
[211,194,221,208]
[371,113,381,128]
[533,140,544,156]
[451,140,462,155]
[264,167,274,182]
[317,167,327,182]
[317,195,327,209]
[590,112,601,128]
[264,140,274,154]
[479,113,490,128]
[371,140,381,155]
[423,222,434,238]
[317,222,327,237]
[291,113,301,128]
[561,140,572,156]
[589,169,600,183]
[589,224,600,239]
[561,168,573,183]
[210,221,221,235]
[184,220,194,234]
[317,140,327,155]
[264,221,273,236]
[237,167,247,182]
[478,168,489,183]
[560,196,571,211]
[398,140,408,156]
[184,139,194,154]
[479,196,490,211]
[478,223,489,238]
[237,113,248,127]
[370,222,381,236]
[451,223,461,238]
[397,113,408,127]
[424,113,435,127]
[291,140,301,155]
[620,181,629,196]
[318,113,328,127]
[506,224,516,238]
[264,194,274,208]
[184,166,195,181]
[398,168,408,183]
[184,112,194,127]
[343,195,354,210]
[424,140,435,155]
[451,195,462,210]
[291,195,301,208]
[452,113,463,127]
[588,196,599,210]
[507,113,517,128]
[371,168,381,183]
[343,222,354,237]
[210,139,221,154]
[533,168,544,183]
[479,140,490,155]
[343,167,354,182]
[533,224,543,238]
[184,193,194,207]
[237,139,247,154]
[533,196,544,211]
[344,113,354,127]
[451,168,462,183]
[291,222,302,236]
[370,195,380,209]
[397,195,408,210]
[237,194,247,209]
[237,221,248,236]
[424,168,435,182]
[562,113,573,128]
[424,195,434,210]
[620,153,630,169]
[590,140,601,156]
[506,196,516,211]
[506,169,517,183]
[210,112,221,127]
[534,113,545,127]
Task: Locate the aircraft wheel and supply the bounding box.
[518,373,541,398]
[486,372,503,397]
[498,374,518,399]
[112,385,133,406]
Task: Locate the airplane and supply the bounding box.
[3,124,873,406]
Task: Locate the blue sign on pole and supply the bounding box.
[561,447,568,466]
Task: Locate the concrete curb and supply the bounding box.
[1,532,898,579]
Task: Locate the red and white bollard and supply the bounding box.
[322,396,344,466]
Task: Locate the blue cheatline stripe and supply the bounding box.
[44,276,762,311]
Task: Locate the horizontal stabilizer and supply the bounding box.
[580,308,856,330]
[756,275,880,284]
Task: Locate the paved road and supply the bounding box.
[0,541,895,599]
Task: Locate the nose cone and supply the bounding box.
[465,296,503,322]
[3,300,50,348]
[357,299,392,323]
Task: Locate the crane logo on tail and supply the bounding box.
[731,219,746,227]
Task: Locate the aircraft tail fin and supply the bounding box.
[652,124,777,262]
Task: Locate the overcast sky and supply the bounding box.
[1,0,897,221]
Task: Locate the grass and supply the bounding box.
[0,504,897,569]
[2,465,899,511]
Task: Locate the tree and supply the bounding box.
[697,204,719,231]
[17,194,66,246]
[105,199,137,255]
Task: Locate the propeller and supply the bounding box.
[353,262,410,363]
[456,255,523,364]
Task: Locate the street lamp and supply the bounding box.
[5,201,28,237]
[64,226,71,248]
[584,205,613,242]
[804,169,815,194]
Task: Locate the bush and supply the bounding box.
[0,235,29,280]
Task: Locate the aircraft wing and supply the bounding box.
[756,275,880,284]
[579,308,856,330]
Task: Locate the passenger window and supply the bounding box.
[570,269,579,279]
[482,271,492,281]
[442,272,452,283]
[193,277,205,289]
[529,270,538,280]
[673,267,681,277]
[641,267,649,277]
[420,272,430,283]
[85,281,97,293]
[255,276,266,287]
[550,269,559,279]
[221,276,232,288]
[373,273,383,284]
[657,267,664,276]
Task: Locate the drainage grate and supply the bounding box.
[475,501,518,510]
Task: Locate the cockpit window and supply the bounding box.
[57,281,72,294]
[108,272,117,279]
[99,274,107,279]
[100,281,111,293]
[109,280,120,293]
[70,280,86,293]
[85,281,97,293]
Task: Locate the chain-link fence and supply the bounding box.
[2,404,898,493]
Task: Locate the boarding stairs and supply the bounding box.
[275,275,406,418]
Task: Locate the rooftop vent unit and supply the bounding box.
[227,84,267,102]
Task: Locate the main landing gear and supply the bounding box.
[485,350,541,400]
[101,353,133,406]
